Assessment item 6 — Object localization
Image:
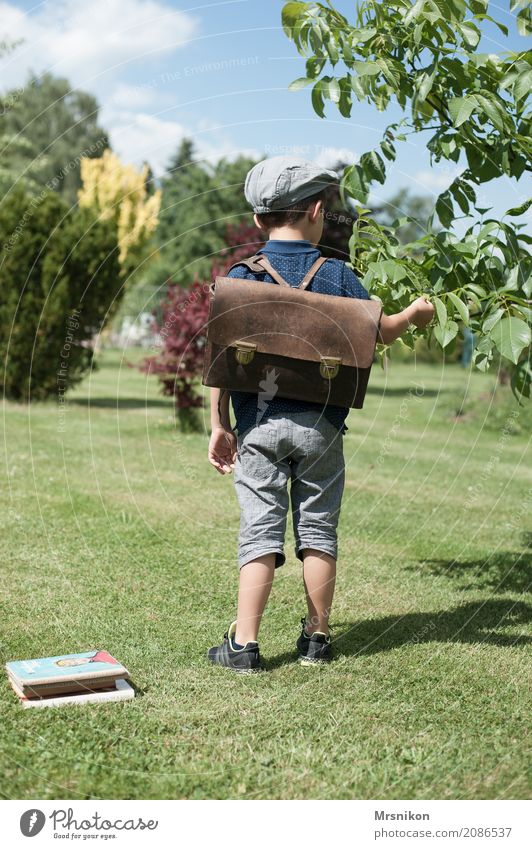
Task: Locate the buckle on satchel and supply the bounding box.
[320,356,342,380]
[233,341,257,365]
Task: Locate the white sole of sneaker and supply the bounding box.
[212,664,263,674]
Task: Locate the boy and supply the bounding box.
[207,156,434,672]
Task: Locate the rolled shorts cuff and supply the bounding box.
[295,540,338,562]
[238,546,286,570]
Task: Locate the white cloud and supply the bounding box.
[201,146,262,165]
[102,109,259,176]
[412,167,462,193]
[103,110,188,174]
[0,0,200,174]
[0,0,198,90]
[107,82,161,111]
[314,147,358,169]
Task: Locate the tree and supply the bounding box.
[372,187,435,244]
[0,188,121,401]
[146,139,258,289]
[140,221,263,430]
[78,149,161,286]
[282,0,532,400]
[0,72,109,204]
[321,177,435,259]
[0,40,33,197]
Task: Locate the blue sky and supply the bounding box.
[0,0,529,225]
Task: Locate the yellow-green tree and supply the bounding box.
[78,149,161,282]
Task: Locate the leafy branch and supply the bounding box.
[282,0,532,400]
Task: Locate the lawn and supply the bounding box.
[1,349,531,800]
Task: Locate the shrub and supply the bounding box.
[0,187,121,401]
[140,222,263,429]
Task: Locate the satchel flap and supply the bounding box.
[208,276,383,369]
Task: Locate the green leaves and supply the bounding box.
[281,2,307,37]
[364,150,386,184]
[352,27,377,43]
[489,316,531,364]
[447,291,470,325]
[436,190,454,229]
[511,0,532,36]
[311,79,325,118]
[281,0,532,391]
[433,296,448,329]
[513,68,532,102]
[473,93,507,132]
[341,141,393,204]
[288,76,315,91]
[432,295,462,347]
[506,198,532,217]
[321,75,341,103]
[342,163,368,203]
[448,96,476,127]
[434,320,459,348]
[404,0,425,27]
[309,75,343,117]
[511,358,532,402]
[458,20,481,49]
[482,308,504,334]
[351,60,381,77]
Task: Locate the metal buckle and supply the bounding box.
[320,356,342,380]
[233,341,257,365]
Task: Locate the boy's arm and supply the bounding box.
[341,265,434,344]
[208,388,236,475]
[377,295,434,345]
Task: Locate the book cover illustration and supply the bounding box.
[6,649,128,686]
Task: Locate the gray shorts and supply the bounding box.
[234,411,345,569]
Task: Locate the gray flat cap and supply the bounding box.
[244,156,339,213]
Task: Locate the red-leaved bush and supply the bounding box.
[140,222,264,428]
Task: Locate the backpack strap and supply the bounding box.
[226,253,329,289]
[298,256,329,290]
[253,255,291,287]
[226,254,290,287]
[226,254,266,275]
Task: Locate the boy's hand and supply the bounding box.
[208,426,237,475]
[408,295,435,329]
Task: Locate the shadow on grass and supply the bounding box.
[414,531,532,594]
[70,396,172,410]
[264,599,531,671]
[365,385,442,398]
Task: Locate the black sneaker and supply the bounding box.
[207,621,262,674]
[296,617,332,666]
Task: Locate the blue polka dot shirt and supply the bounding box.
[227,239,371,435]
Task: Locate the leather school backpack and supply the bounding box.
[202,253,383,409]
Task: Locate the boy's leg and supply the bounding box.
[301,548,336,636]
[231,420,290,647]
[235,553,276,645]
[289,413,344,644]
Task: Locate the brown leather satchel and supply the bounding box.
[202,254,383,408]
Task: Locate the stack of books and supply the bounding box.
[5,650,134,708]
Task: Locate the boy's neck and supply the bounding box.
[265,225,315,244]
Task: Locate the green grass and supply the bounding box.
[1,350,531,799]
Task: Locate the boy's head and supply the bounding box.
[244,156,338,245]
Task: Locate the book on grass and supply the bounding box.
[5,650,129,699]
[10,676,134,709]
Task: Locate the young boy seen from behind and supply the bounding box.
[207,156,434,672]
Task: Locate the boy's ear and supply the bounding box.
[308,199,323,223]
[253,213,267,232]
